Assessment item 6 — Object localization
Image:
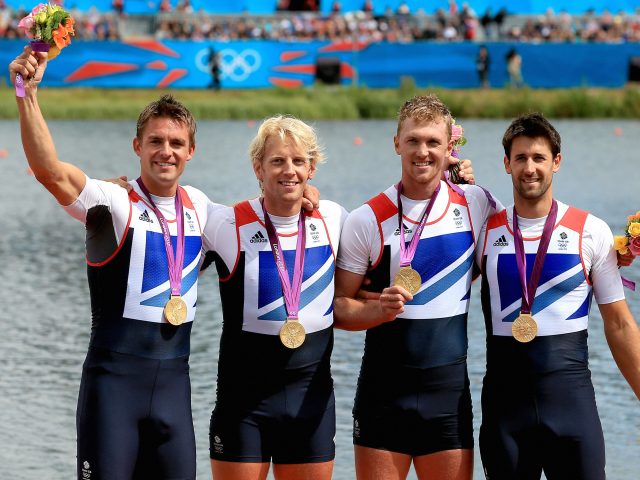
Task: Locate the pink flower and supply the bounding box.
[451,124,463,142]
[629,235,640,256]
[18,14,35,38]
[31,3,47,15]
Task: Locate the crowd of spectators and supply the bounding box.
[1,0,640,43]
[0,5,121,40]
[154,6,640,43]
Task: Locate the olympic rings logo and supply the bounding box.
[196,48,262,83]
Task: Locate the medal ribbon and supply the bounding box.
[136,178,185,298]
[396,181,440,268]
[513,200,558,315]
[261,198,306,320]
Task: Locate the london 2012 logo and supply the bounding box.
[197,48,261,82]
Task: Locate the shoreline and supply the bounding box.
[2,85,640,120]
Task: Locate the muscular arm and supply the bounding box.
[333,267,411,331]
[10,48,86,205]
[599,300,640,401]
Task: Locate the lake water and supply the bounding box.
[1,118,639,479]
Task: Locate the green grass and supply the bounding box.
[2,84,640,119]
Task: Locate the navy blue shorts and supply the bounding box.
[480,373,605,480]
[76,348,195,480]
[353,361,474,456]
[209,389,336,464]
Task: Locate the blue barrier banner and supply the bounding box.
[5,0,637,14]
[2,39,639,89]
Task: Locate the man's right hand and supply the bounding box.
[378,285,413,322]
[10,46,48,93]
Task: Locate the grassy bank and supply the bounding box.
[2,83,640,119]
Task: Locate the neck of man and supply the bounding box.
[399,175,441,201]
[263,195,302,218]
[140,175,178,198]
[513,189,554,219]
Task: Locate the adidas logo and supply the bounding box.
[394,223,413,236]
[493,235,508,246]
[250,231,268,243]
[139,210,154,223]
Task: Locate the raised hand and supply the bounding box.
[10,46,49,94]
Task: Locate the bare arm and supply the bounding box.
[599,300,640,401]
[333,267,412,331]
[10,47,86,205]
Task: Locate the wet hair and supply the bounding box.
[249,115,325,170]
[396,94,453,138]
[136,95,197,148]
[502,112,561,159]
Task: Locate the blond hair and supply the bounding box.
[249,115,325,170]
[396,94,453,138]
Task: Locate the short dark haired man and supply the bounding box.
[10,46,219,479]
[477,112,640,480]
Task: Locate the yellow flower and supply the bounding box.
[628,222,640,237]
[35,12,47,24]
[614,235,629,252]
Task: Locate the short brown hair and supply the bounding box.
[397,94,453,138]
[136,95,197,148]
[502,112,561,159]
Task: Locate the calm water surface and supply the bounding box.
[1,119,639,479]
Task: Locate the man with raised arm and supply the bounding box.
[10,46,218,479]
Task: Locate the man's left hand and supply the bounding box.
[105,175,132,192]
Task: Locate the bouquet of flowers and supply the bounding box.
[14,4,74,97]
[448,119,468,184]
[18,3,75,60]
[614,211,640,256]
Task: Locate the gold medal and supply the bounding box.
[279,319,306,349]
[512,313,538,343]
[393,266,422,295]
[164,295,187,326]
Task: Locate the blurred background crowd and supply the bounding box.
[1,0,640,43]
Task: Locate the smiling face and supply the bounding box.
[504,135,561,215]
[133,116,194,197]
[253,134,316,217]
[394,117,453,199]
